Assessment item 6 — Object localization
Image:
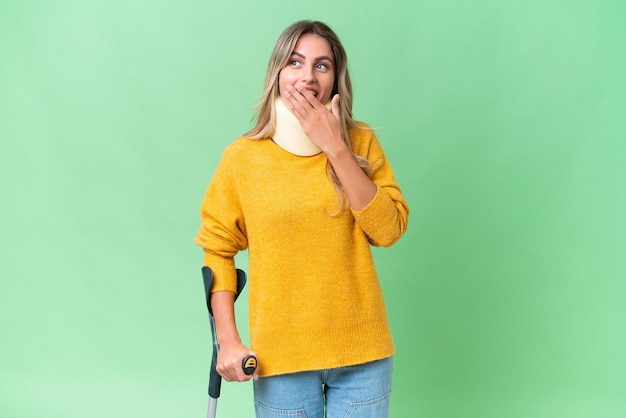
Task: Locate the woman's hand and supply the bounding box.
[210,291,259,382]
[282,84,377,210]
[216,341,259,382]
[282,84,347,157]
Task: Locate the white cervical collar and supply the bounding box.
[272,97,332,156]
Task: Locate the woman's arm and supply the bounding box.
[324,137,377,210]
[283,85,376,210]
[284,85,409,245]
[210,291,259,382]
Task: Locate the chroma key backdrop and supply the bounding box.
[1,1,625,417]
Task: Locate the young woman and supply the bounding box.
[195,20,409,418]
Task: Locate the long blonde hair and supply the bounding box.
[245,20,371,208]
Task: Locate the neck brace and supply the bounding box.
[272,97,332,156]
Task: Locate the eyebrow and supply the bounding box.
[291,51,334,63]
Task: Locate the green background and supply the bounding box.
[1,0,625,417]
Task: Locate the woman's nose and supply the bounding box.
[301,66,316,82]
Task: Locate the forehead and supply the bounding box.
[292,33,334,60]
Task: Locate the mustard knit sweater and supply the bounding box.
[195,123,409,377]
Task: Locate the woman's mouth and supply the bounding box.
[303,87,318,97]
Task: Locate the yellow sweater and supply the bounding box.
[195,123,409,377]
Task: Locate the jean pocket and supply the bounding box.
[256,401,307,417]
[343,388,391,418]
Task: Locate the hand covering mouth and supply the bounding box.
[303,87,318,97]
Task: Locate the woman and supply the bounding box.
[195,20,409,418]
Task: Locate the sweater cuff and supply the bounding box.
[202,252,238,293]
[351,186,398,231]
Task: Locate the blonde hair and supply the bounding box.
[245,20,371,209]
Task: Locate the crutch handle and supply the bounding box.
[242,355,258,375]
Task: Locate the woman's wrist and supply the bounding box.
[218,332,242,346]
[323,136,350,160]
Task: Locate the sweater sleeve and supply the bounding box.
[194,143,248,293]
[350,127,409,247]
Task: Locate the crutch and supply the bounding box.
[202,266,257,418]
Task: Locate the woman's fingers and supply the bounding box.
[282,84,343,153]
[331,94,340,120]
[216,345,257,382]
[283,84,322,114]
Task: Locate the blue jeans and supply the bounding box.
[253,357,392,418]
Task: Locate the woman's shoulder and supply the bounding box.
[222,136,268,157]
[348,121,382,155]
[351,120,372,131]
[349,121,377,141]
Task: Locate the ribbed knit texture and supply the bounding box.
[195,123,409,377]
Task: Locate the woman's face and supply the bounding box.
[278,33,336,105]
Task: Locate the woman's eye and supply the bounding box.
[290,60,302,67]
[316,63,328,70]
